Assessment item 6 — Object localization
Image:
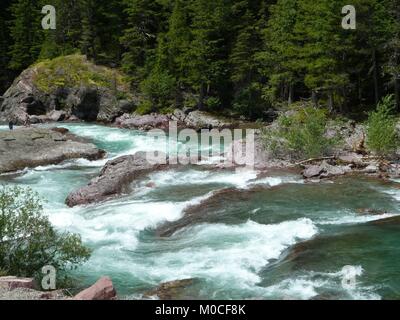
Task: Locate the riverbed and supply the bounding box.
[1,123,400,299]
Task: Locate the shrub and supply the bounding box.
[366,95,399,157]
[140,68,176,112]
[135,100,154,115]
[204,96,221,110]
[0,186,91,279]
[263,106,335,160]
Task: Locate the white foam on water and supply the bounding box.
[317,213,400,226]
[48,191,217,250]
[148,169,302,190]
[250,176,304,188]
[84,218,317,291]
[148,169,259,189]
[260,265,380,300]
[261,278,328,300]
[382,188,400,201]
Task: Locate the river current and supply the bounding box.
[1,123,400,300]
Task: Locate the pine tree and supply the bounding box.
[384,0,400,110]
[39,0,83,59]
[8,0,43,70]
[0,0,13,93]
[121,0,170,83]
[186,0,232,109]
[229,0,269,118]
[260,0,301,105]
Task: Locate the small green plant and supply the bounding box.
[135,100,154,115]
[204,96,221,110]
[0,186,91,280]
[366,95,399,157]
[263,105,335,160]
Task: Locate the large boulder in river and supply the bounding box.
[302,161,352,179]
[0,55,136,124]
[66,152,169,207]
[0,127,105,174]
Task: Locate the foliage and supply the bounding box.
[140,68,176,112]
[33,54,131,94]
[0,186,91,279]
[366,95,399,156]
[263,105,335,159]
[2,0,400,115]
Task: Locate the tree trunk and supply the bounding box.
[311,90,318,106]
[372,49,379,105]
[198,83,205,110]
[328,91,334,113]
[288,83,294,105]
[395,77,400,112]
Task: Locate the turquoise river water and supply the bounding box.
[1,123,400,300]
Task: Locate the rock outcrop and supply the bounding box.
[0,276,65,300]
[0,55,136,125]
[0,127,105,174]
[115,109,240,131]
[302,161,352,179]
[66,152,169,207]
[115,113,171,131]
[0,277,35,290]
[73,277,116,300]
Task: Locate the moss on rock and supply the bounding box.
[32,54,131,96]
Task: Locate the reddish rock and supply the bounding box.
[66,152,169,207]
[146,181,156,188]
[0,276,35,290]
[73,277,116,300]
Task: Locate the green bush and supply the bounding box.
[0,186,91,279]
[135,100,154,115]
[366,95,399,157]
[140,68,176,112]
[263,106,335,160]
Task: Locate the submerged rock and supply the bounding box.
[155,187,262,237]
[143,279,195,300]
[0,127,105,174]
[66,152,169,207]
[356,208,387,216]
[368,215,400,226]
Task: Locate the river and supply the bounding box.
[1,123,400,300]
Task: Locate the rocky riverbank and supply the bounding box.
[0,127,105,174]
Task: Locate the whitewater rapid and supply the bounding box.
[2,123,400,299]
